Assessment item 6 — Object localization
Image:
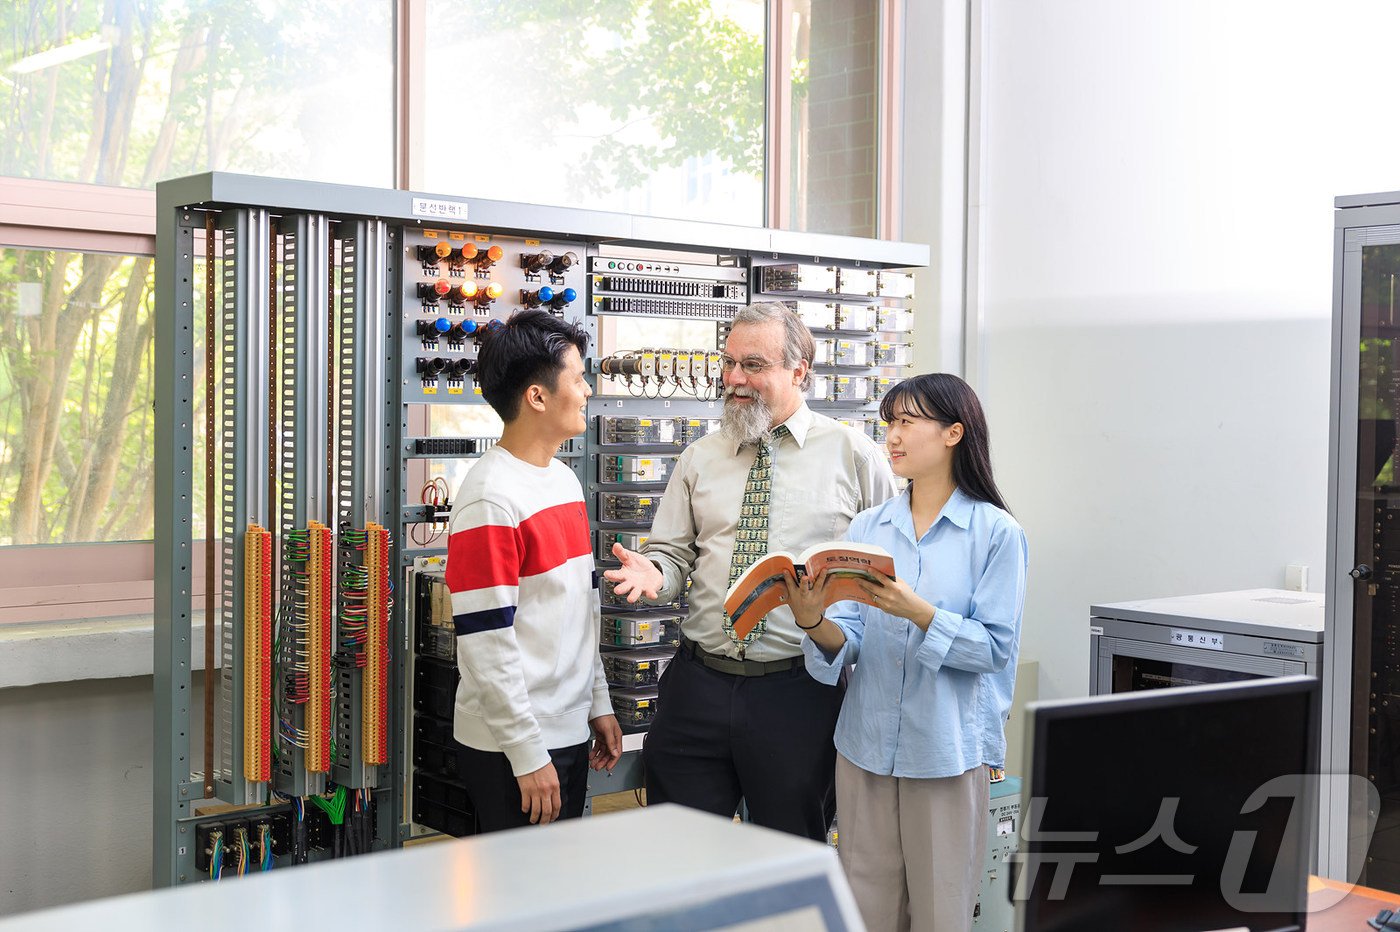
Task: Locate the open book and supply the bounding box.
[723,541,896,639]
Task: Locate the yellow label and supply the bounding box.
[474,234,491,242]
[639,498,652,505]
[473,386,482,395]
[688,419,700,426]
[639,419,652,425]
[422,385,438,395]
[525,239,541,246]
[448,232,465,241]
[424,230,440,239]
[447,386,463,395]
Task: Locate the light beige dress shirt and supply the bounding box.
[641,402,897,661]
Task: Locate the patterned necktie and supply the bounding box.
[724,424,790,655]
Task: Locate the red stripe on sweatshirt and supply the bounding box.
[518,501,591,577]
[447,501,591,591]
[447,522,521,592]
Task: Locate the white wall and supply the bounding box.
[976,0,1400,700]
[0,674,208,916]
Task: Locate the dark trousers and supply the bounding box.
[643,646,845,841]
[456,740,590,833]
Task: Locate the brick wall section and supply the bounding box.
[803,0,878,237]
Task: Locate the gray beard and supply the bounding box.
[721,390,774,446]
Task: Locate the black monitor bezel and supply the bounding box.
[1017,674,1321,932]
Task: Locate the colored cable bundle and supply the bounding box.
[291,796,309,865]
[410,478,451,545]
[282,530,312,707]
[232,825,250,877]
[311,785,349,858]
[258,821,274,871]
[208,828,225,881]
[338,557,370,664]
[278,525,334,773]
[352,788,373,855]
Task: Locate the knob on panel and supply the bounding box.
[549,251,578,275]
[417,279,452,301]
[472,244,505,271]
[416,241,453,263]
[522,251,554,274]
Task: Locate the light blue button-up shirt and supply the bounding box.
[803,485,1028,779]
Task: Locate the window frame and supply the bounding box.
[767,0,902,237]
[0,177,163,623]
[0,0,905,626]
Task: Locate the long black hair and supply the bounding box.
[879,373,1012,514]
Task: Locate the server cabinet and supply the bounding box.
[1324,190,1400,885]
[1088,590,1323,696]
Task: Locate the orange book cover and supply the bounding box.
[723,541,895,639]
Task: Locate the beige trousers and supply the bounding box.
[835,753,990,932]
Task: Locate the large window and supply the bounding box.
[1,1,395,188]
[0,246,155,545]
[782,0,880,237]
[0,0,895,623]
[421,0,767,225]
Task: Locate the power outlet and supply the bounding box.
[1285,564,1309,592]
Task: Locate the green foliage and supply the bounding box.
[0,0,374,185]
[481,0,765,193]
[0,249,156,543]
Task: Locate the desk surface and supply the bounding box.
[1308,876,1400,930]
[0,806,862,931]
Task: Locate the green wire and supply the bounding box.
[309,785,348,824]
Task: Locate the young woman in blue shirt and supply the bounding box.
[787,372,1028,932]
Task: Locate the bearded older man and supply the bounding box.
[604,301,896,840]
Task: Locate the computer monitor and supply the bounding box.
[1016,675,1320,932]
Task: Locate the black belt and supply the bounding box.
[678,636,802,677]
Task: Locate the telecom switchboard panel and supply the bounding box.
[154,172,925,886]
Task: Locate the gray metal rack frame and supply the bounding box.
[155,171,928,886]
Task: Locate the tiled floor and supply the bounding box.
[590,789,647,814]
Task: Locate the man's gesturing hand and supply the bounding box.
[601,544,664,603]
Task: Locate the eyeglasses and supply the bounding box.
[719,354,777,376]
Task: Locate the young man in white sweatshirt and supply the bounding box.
[445,309,622,830]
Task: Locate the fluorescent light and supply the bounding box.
[8,35,112,75]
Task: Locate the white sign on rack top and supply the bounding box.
[1170,628,1225,651]
[411,198,469,221]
